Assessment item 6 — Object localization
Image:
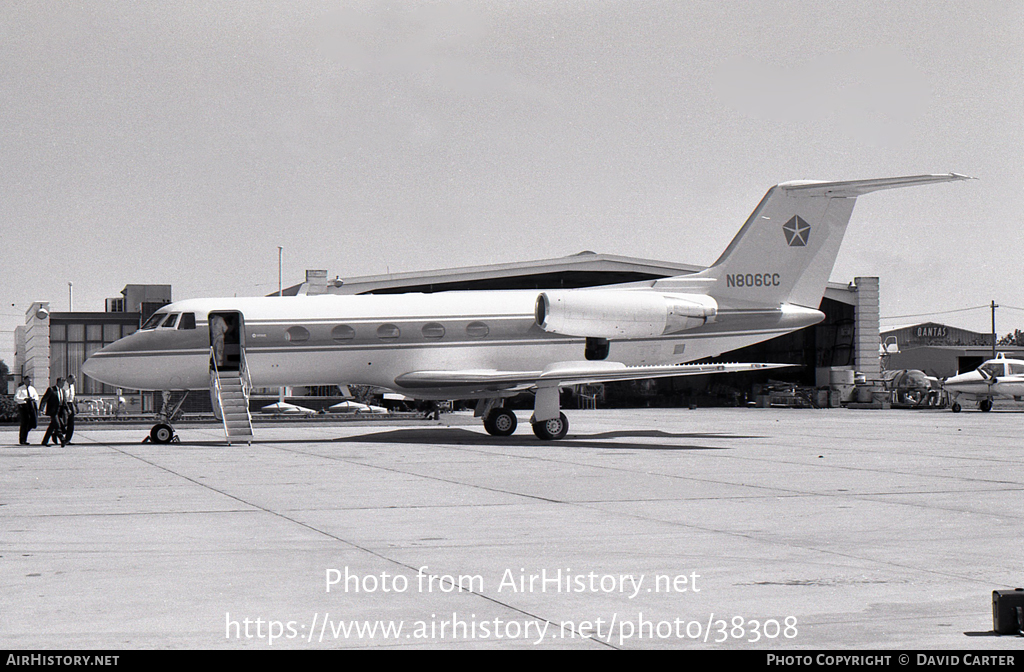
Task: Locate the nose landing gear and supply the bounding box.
[141,391,188,444]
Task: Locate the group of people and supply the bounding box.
[14,374,77,446]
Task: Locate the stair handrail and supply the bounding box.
[210,346,229,437]
[238,343,254,439]
[239,342,253,409]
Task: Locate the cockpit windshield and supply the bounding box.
[141,312,167,330]
[978,362,1005,378]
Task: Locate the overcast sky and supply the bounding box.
[2,1,1021,366]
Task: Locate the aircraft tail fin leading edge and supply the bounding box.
[658,173,972,309]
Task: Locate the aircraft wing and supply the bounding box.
[394,361,793,392]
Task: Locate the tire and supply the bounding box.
[484,408,518,436]
[951,402,961,413]
[150,423,174,444]
[979,399,993,412]
[532,413,568,441]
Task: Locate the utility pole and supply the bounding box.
[991,300,998,359]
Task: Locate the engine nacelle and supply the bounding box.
[535,290,717,339]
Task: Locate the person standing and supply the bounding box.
[62,374,77,444]
[115,389,126,418]
[40,378,66,447]
[209,314,228,368]
[14,376,39,445]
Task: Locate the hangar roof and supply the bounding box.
[280,251,856,305]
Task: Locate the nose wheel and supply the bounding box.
[144,423,179,444]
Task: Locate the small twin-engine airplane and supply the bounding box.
[82,173,970,443]
[942,353,1024,412]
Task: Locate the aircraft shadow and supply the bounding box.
[330,427,760,451]
[61,428,759,451]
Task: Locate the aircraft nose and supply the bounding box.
[81,338,133,387]
[81,346,109,383]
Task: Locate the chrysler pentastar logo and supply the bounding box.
[783,216,810,247]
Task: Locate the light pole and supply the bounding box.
[68,282,73,312]
[991,300,998,359]
[278,246,283,297]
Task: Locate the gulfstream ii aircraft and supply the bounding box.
[82,173,970,443]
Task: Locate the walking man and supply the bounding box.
[14,376,39,445]
[62,374,77,444]
[40,378,66,447]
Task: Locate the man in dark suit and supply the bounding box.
[40,378,66,447]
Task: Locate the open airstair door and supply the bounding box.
[209,311,253,445]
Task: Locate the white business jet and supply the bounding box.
[82,173,970,443]
[942,353,1024,412]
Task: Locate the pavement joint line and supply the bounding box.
[277,434,1024,519]
[72,431,616,650]
[267,439,1021,591]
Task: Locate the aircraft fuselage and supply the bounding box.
[83,291,821,398]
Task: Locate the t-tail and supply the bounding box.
[656,173,973,309]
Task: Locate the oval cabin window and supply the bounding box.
[421,323,445,339]
[377,324,401,340]
[332,325,355,342]
[286,326,310,343]
[466,321,490,338]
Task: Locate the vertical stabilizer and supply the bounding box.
[656,173,972,309]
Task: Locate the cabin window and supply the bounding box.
[1009,363,1024,375]
[161,314,179,329]
[332,325,355,342]
[178,313,196,330]
[422,323,445,339]
[466,321,489,338]
[377,324,401,340]
[286,326,310,343]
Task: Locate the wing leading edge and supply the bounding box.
[394,361,793,393]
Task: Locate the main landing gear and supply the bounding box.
[531,412,568,440]
[483,407,518,436]
[478,386,570,441]
[950,399,993,413]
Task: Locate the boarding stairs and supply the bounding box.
[211,347,253,445]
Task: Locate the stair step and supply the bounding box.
[213,359,253,443]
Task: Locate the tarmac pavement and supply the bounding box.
[1,407,1021,650]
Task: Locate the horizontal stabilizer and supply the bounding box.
[777,173,974,197]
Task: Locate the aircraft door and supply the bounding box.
[209,311,244,372]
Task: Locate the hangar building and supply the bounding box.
[283,254,882,403]
[9,255,882,409]
[880,322,1024,379]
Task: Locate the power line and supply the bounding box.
[880,305,990,321]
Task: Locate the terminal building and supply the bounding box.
[13,286,171,411]
[10,254,884,409]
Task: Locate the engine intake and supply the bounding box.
[535,290,717,339]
